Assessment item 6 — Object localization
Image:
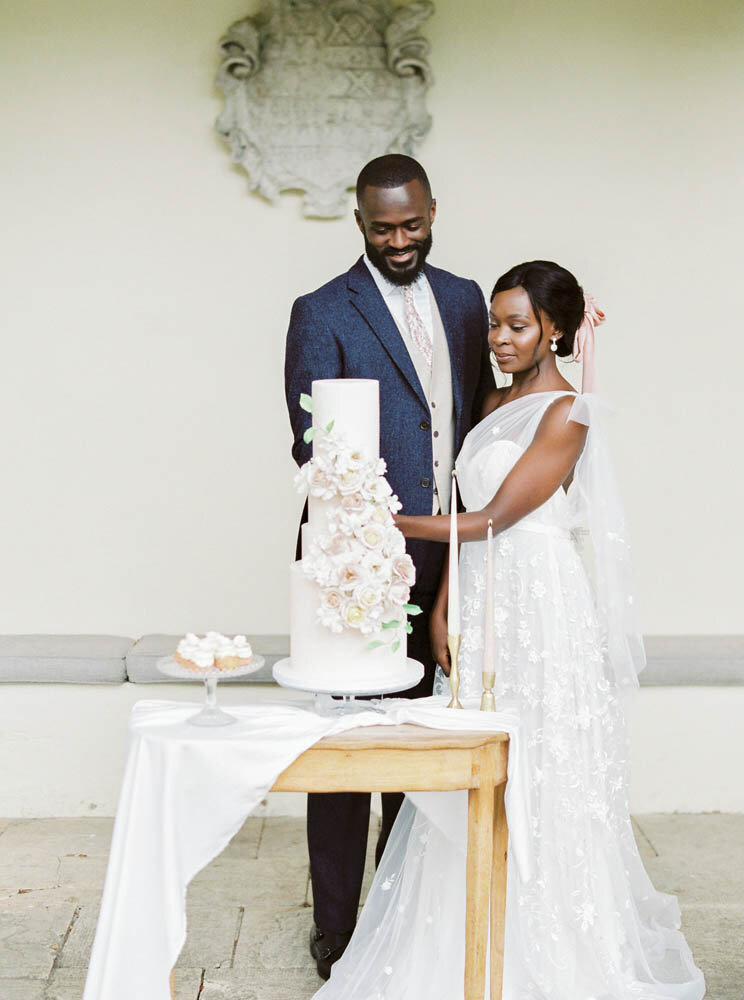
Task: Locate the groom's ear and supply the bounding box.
[354,209,365,235]
[429,198,437,224]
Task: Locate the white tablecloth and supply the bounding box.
[83,696,531,1000]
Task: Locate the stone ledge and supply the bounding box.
[0,635,131,684]
[0,634,741,686]
[641,635,744,686]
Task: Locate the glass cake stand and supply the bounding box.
[157,655,266,727]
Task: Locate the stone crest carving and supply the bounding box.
[215,0,434,218]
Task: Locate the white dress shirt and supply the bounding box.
[364,254,434,348]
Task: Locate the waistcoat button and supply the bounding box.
[420,477,431,488]
[420,420,430,431]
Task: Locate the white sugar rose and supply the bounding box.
[341,493,366,514]
[338,563,362,591]
[358,524,385,550]
[304,554,340,589]
[337,501,374,534]
[392,554,416,586]
[384,526,406,557]
[372,504,392,526]
[326,534,353,557]
[344,448,367,472]
[355,583,384,610]
[327,512,355,537]
[317,606,344,633]
[362,476,393,501]
[388,580,410,605]
[362,551,393,583]
[308,467,336,500]
[337,468,366,495]
[320,588,344,611]
[345,604,365,628]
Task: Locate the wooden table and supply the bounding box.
[171,724,509,1000]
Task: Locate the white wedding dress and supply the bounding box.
[314,392,705,1000]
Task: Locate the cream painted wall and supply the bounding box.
[1,0,742,636]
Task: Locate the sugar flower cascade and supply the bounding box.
[294,393,420,652]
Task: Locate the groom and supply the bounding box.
[284,154,492,979]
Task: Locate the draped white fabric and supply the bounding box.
[83,698,528,1000]
[317,392,704,1000]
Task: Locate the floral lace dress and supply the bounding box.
[315,392,705,1000]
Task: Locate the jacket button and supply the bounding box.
[420,420,430,431]
[420,477,431,488]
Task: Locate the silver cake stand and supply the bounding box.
[273,657,424,715]
[157,654,266,727]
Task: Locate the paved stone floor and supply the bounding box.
[0,814,741,999]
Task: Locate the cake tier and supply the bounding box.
[288,561,408,691]
[312,379,379,461]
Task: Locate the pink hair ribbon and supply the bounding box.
[573,293,605,393]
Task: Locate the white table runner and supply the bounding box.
[83,696,531,1000]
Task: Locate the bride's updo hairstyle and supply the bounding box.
[491,261,585,358]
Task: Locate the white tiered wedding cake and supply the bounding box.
[277,379,423,695]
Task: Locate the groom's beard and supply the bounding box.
[364,231,433,286]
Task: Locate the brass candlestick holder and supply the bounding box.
[480,668,496,712]
[446,633,463,709]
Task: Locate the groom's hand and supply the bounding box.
[429,606,451,676]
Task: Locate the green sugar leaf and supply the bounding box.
[303,426,317,444]
[367,640,385,650]
[405,622,413,635]
[382,620,401,630]
[325,420,335,433]
[299,393,313,413]
[403,603,423,616]
[391,639,401,653]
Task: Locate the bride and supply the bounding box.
[314,261,705,999]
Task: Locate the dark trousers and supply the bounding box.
[307,593,437,933]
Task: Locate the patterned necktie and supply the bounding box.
[402,283,433,370]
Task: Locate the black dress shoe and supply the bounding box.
[309,922,353,980]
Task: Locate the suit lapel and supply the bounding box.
[347,258,428,412]
[425,264,465,430]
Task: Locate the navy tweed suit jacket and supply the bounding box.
[284,256,493,600]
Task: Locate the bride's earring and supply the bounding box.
[550,335,559,353]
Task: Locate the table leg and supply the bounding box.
[490,781,509,1000]
[465,773,495,1000]
[170,968,175,999]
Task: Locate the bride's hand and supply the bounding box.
[393,513,408,537]
[429,605,450,676]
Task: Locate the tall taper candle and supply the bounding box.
[448,471,460,636]
[481,519,496,711]
[446,470,463,708]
